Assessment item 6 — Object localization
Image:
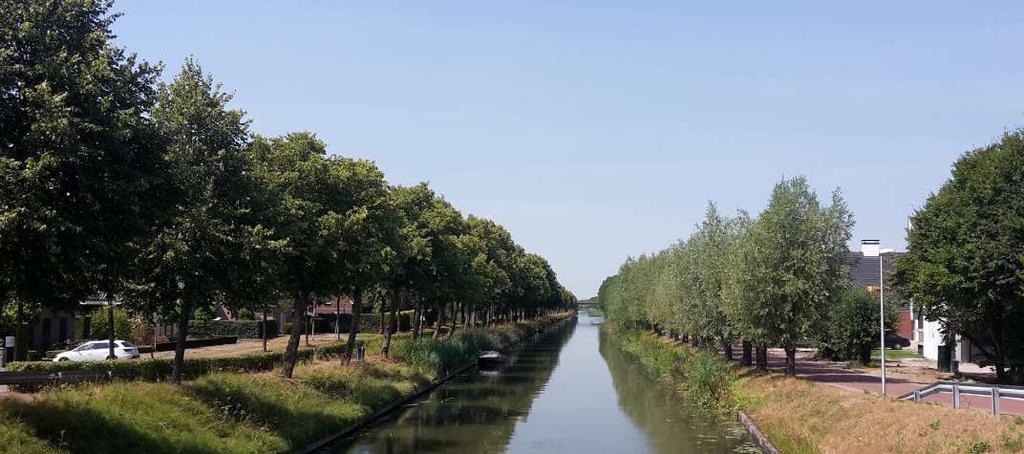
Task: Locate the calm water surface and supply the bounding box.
[329,314,756,453]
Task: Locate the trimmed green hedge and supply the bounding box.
[6,342,349,392]
[136,336,238,354]
[189,320,278,339]
[287,312,413,335]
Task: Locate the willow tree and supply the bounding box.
[894,130,1024,383]
[724,177,852,376]
[688,204,747,359]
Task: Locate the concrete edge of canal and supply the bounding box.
[294,313,577,454]
[737,410,780,454]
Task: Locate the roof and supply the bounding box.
[313,296,353,315]
[846,251,903,288]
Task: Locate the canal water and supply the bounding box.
[329,314,757,453]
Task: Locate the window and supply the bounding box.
[118,341,135,348]
[92,342,110,350]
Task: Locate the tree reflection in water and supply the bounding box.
[329,317,755,453]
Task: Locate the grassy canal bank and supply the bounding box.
[609,327,1024,454]
[0,313,572,454]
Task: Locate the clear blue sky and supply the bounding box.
[113,2,1024,298]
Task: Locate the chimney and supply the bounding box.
[861,239,880,257]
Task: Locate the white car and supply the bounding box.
[52,340,141,362]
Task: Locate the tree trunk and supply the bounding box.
[172,299,192,384]
[378,302,386,335]
[723,342,733,361]
[996,361,1007,383]
[784,345,797,377]
[413,298,423,338]
[381,291,399,358]
[106,301,116,360]
[755,345,768,372]
[262,309,269,352]
[282,292,309,379]
[344,288,364,363]
[433,303,445,339]
[858,344,871,365]
[741,340,752,366]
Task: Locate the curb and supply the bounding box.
[738,410,780,454]
[294,314,574,454]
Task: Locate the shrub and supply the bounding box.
[189,320,277,339]
[87,308,135,343]
[680,349,733,409]
[818,287,900,364]
[611,327,734,411]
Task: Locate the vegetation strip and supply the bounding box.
[609,327,1024,454]
[737,411,780,454]
[296,314,574,453]
[0,314,572,453]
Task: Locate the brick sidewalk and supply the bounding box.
[761,348,1024,416]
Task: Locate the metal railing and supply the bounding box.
[901,382,1024,415]
[0,370,123,387]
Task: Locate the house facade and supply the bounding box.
[847,240,912,346]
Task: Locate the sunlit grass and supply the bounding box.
[0,313,572,453]
[871,348,924,360]
[739,374,1024,454]
[3,382,286,454]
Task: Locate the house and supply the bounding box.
[912,301,987,372]
[850,239,987,373]
[847,239,912,346]
[268,296,353,334]
[29,308,76,349]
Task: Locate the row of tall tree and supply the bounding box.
[599,177,857,376]
[0,0,574,382]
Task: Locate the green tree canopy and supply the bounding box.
[1,0,167,313]
[894,129,1024,382]
[126,59,251,382]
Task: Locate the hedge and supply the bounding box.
[136,336,238,354]
[189,320,277,339]
[6,342,349,392]
[283,312,412,336]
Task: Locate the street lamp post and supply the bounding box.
[880,250,886,396]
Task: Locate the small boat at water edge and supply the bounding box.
[477,351,507,368]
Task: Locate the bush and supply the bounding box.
[612,327,733,411]
[87,308,135,342]
[680,349,733,409]
[389,327,512,377]
[818,287,899,365]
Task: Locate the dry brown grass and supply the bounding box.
[735,373,1024,454]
